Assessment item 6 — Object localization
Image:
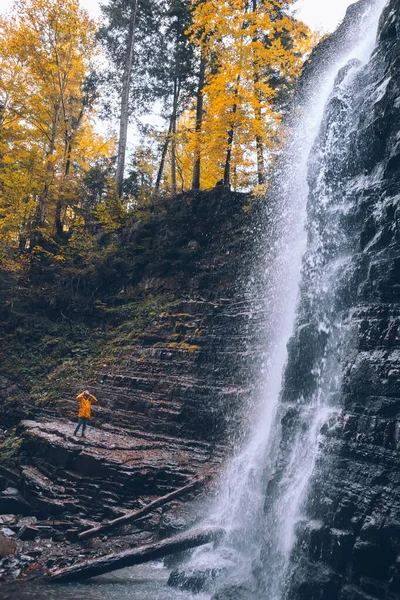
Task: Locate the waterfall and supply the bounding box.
[188,1,389,599]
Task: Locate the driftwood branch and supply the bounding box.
[78,475,210,541]
[47,526,225,583]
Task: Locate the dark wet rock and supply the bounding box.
[289,563,342,600]
[0,466,20,488]
[17,525,39,541]
[0,487,31,516]
[0,528,15,538]
[352,540,395,580]
[34,526,57,539]
[25,549,42,558]
[275,1,400,599]
[3,419,223,533]
[168,566,222,592]
[64,529,79,542]
[211,582,259,600]
[168,549,240,593]
[17,517,37,527]
[159,496,206,539]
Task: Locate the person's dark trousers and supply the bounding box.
[74,417,88,436]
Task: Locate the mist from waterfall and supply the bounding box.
[194,1,388,598]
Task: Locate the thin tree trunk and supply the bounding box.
[115,0,139,197]
[55,101,85,238]
[54,138,72,239]
[78,476,210,541]
[47,527,225,583]
[170,77,179,196]
[34,105,60,228]
[255,132,265,185]
[155,119,173,191]
[223,100,238,188]
[155,78,180,194]
[252,0,266,185]
[223,63,242,188]
[191,50,206,191]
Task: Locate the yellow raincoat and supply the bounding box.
[76,392,98,419]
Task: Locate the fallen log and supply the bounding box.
[78,475,210,541]
[47,526,225,583]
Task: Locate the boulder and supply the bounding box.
[211,582,259,600]
[17,524,39,541]
[0,533,16,558]
[0,488,31,516]
[1,528,15,538]
[168,566,222,593]
[0,515,16,526]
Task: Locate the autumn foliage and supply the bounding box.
[0,0,114,254]
[183,0,315,191]
[0,0,317,257]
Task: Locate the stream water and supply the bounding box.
[0,563,201,600]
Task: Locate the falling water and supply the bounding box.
[194,1,388,598]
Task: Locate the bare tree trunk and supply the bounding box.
[252,0,266,185]
[191,50,206,191]
[79,476,210,541]
[115,0,139,197]
[54,136,72,239]
[155,80,181,193]
[55,101,85,238]
[223,101,238,188]
[255,131,265,185]
[170,77,179,196]
[34,104,60,228]
[223,70,241,188]
[155,119,173,191]
[47,527,225,583]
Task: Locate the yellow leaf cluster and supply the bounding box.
[0,0,114,251]
[160,0,317,191]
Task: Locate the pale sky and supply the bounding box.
[293,0,355,32]
[1,0,354,33]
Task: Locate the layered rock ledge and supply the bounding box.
[16,419,223,522]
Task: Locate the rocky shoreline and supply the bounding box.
[0,189,258,586]
[0,419,223,584]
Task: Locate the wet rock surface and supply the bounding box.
[0,419,223,582]
[18,419,223,519]
[0,189,266,583]
[277,1,400,598]
[168,566,221,592]
[211,581,259,600]
[69,297,257,443]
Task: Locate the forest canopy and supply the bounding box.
[0,0,317,261]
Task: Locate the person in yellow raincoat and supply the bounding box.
[73,390,98,437]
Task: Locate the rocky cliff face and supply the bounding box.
[277,1,400,598]
[0,188,268,580]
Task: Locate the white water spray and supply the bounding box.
[196,2,388,598]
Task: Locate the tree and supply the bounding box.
[0,0,113,248]
[187,0,315,189]
[153,0,195,196]
[191,45,206,191]
[115,0,138,197]
[98,0,166,196]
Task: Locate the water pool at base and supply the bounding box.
[0,563,209,600]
